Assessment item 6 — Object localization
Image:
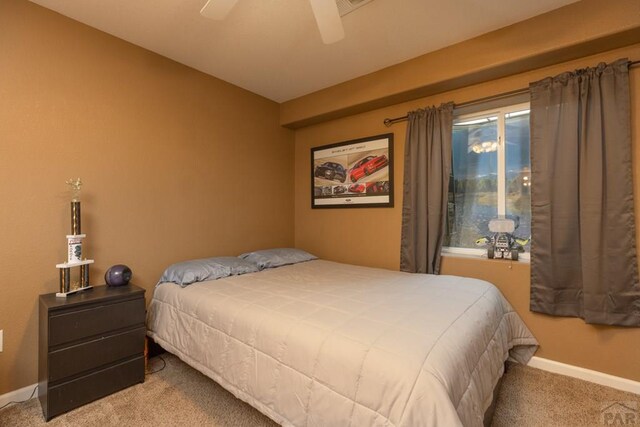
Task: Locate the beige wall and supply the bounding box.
[281,0,640,128]
[294,44,640,382]
[0,0,293,395]
[2,0,639,399]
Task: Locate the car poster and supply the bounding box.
[311,133,393,208]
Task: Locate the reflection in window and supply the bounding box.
[446,117,498,248]
[505,111,531,251]
[445,105,531,252]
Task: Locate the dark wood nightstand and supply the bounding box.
[38,284,146,421]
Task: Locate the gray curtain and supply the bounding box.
[400,102,454,274]
[530,58,640,326]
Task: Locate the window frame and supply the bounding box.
[442,101,531,261]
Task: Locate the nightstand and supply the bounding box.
[38,284,146,421]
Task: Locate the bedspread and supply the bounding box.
[147,260,537,426]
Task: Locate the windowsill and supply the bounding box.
[441,247,530,263]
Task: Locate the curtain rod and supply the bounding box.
[383,59,640,127]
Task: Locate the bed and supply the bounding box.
[147,258,537,426]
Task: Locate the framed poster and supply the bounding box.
[311,133,393,208]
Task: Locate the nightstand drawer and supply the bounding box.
[46,356,144,420]
[49,327,145,382]
[49,298,145,347]
[40,285,146,420]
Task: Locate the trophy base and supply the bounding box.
[56,285,93,298]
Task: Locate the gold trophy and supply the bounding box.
[55,178,94,297]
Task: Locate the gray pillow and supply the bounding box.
[216,256,260,276]
[238,248,317,270]
[158,257,258,287]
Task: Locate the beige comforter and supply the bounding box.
[147,260,537,426]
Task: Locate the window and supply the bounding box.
[443,103,531,258]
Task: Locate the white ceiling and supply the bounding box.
[30,0,579,102]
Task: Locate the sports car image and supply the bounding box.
[333,185,347,195]
[366,181,390,194]
[349,154,388,182]
[348,184,366,193]
[314,162,346,183]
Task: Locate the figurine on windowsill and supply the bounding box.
[475,216,530,261]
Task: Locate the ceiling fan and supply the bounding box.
[200,0,345,44]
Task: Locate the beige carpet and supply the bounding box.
[1,355,638,426]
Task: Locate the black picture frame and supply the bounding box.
[311,133,394,209]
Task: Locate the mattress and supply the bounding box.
[147,260,537,426]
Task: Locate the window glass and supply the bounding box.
[444,104,531,255]
[445,116,499,248]
[505,110,531,250]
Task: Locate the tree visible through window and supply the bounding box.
[444,103,531,254]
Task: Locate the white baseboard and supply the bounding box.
[0,383,38,409]
[528,356,640,395]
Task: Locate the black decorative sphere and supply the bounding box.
[105,264,132,287]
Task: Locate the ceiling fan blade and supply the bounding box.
[309,0,345,44]
[200,0,239,20]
